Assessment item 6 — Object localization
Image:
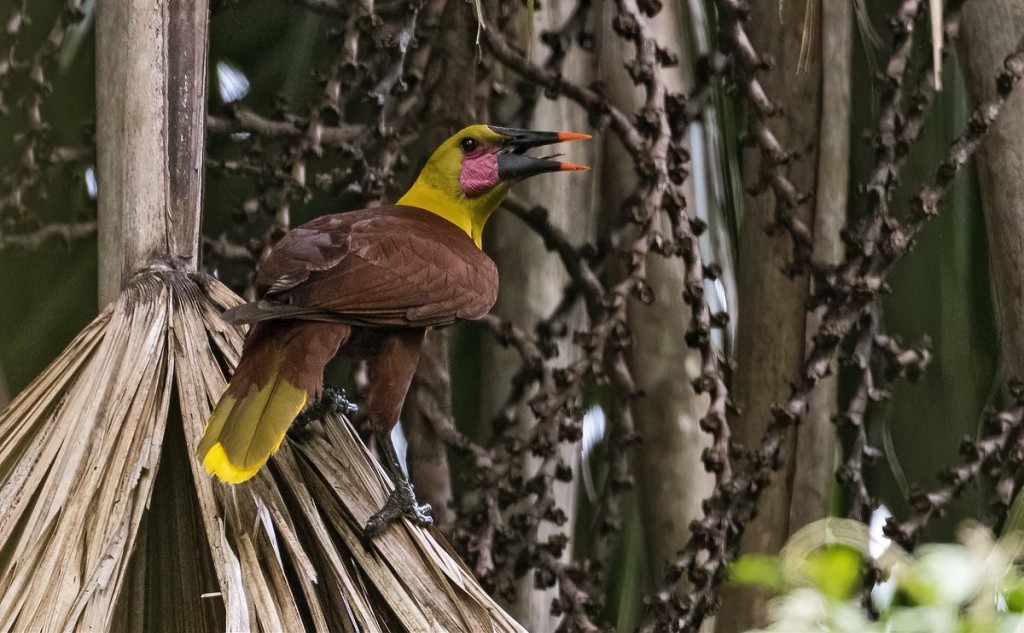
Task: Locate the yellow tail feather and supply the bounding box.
[203,442,266,483]
[197,373,307,484]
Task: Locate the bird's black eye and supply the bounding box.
[460,137,480,153]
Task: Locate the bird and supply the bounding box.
[196,124,590,536]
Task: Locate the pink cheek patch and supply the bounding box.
[460,152,499,197]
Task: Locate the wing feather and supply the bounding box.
[231,206,498,328]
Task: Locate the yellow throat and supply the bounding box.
[397,125,511,248]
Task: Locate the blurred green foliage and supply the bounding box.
[733,520,1024,633]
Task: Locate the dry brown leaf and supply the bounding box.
[0,270,525,633]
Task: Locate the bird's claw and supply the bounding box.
[320,386,361,417]
[290,386,360,438]
[363,482,433,538]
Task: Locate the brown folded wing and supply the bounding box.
[224,205,498,328]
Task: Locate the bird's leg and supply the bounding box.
[359,329,433,537]
[289,385,360,438]
[363,430,433,537]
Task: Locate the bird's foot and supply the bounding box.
[289,386,360,438]
[363,481,433,538]
[318,385,361,418]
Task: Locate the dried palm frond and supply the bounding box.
[0,268,524,633]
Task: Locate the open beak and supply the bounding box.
[488,125,591,181]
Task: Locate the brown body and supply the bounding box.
[230,205,497,430]
[199,206,497,480]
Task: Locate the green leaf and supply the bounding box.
[730,555,785,591]
[1005,578,1024,613]
[804,545,863,600]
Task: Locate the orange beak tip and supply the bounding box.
[559,162,590,171]
[556,132,592,142]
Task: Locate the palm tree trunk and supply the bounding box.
[716,1,826,629]
[793,0,852,531]
[960,2,1024,395]
[596,0,719,601]
[96,0,207,303]
[480,6,597,629]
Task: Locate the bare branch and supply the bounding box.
[0,221,96,250]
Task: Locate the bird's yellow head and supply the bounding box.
[398,124,590,247]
